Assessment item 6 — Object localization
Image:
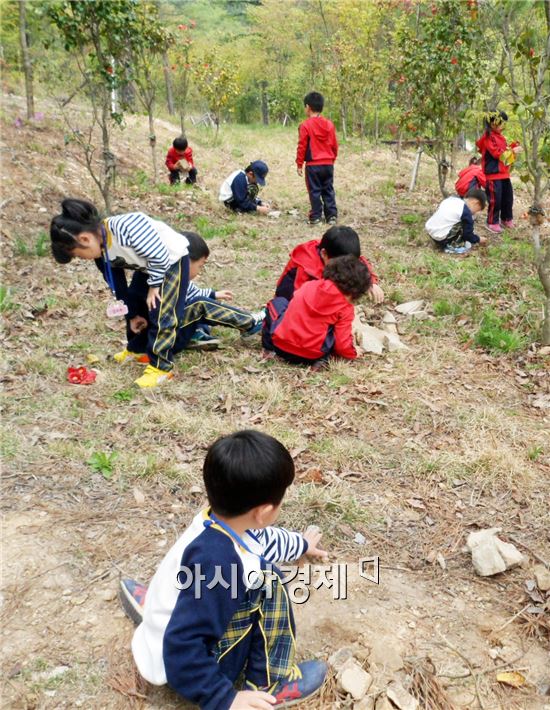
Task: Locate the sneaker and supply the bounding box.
[119,578,146,626]
[134,365,174,388]
[114,348,150,364]
[485,223,503,234]
[241,309,266,340]
[501,220,515,229]
[443,243,472,255]
[308,218,323,226]
[186,331,221,351]
[247,661,327,707]
[326,216,337,225]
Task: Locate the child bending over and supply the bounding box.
[425,189,487,255]
[128,430,328,709]
[165,135,198,185]
[219,161,270,214]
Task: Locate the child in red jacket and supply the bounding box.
[165,136,197,185]
[263,255,371,367]
[476,110,521,234]
[296,92,338,226]
[276,225,384,304]
[455,157,486,197]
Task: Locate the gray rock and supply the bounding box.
[386,681,418,710]
[374,695,394,710]
[354,697,375,710]
[466,528,525,576]
[339,662,372,700]
[328,646,355,672]
[534,565,550,591]
[395,300,424,315]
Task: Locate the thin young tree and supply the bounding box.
[18,0,34,119]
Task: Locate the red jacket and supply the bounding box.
[296,116,338,168]
[273,279,358,360]
[165,145,194,171]
[476,130,513,180]
[275,239,378,301]
[455,164,486,197]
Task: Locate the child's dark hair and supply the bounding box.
[184,231,210,261]
[173,135,188,151]
[468,156,480,166]
[203,430,295,517]
[465,188,487,209]
[323,254,371,301]
[320,226,361,259]
[484,109,508,133]
[50,198,101,264]
[304,91,324,112]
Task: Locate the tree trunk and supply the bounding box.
[396,130,402,163]
[374,104,379,146]
[162,49,175,115]
[148,109,157,184]
[18,0,34,120]
[101,93,115,213]
[260,80,269,126]
[340,103,347,141]
[538,240,550,344]
[409,146,423,191]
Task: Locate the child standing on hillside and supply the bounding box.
[219,161,270,214]
[263,255,371,368]
[296,91,338,226]
[476,110,521,234]
[455,157,486,197]
[275,225,384,304]
[128,429,328,709]
[165,135,198,185]
[425,189,487,255]
[50,199,191,389]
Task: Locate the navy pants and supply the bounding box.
[305,164,337,221]
[169,167,198,185]
[486,178,513,225]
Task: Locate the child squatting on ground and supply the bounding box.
[476,110,522,234]
[126,430,328,710]
[425,189,488,255]
[219,161,270,214]
[50,199,191,389]
[275,225,384,305]
[263,255,372,368]
[296,91,338,226]
[165,135,198,185]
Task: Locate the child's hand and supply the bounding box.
[257,205,270,215]
[129,315,148,333]
[146,287,161,310]
[368,283,385,304]
[478,235,488,246]
[230,690,275,709]
[303,525,329,559]
[215,290,234,301]
[512,145,522,154]
[297,167,303,177]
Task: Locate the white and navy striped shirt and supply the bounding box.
[105,212,189,286]
[186,281,215,302]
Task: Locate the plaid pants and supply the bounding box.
[174,297,255,352]
[215,571,296,690]
[148,257,190,371]
[434,222,465,249]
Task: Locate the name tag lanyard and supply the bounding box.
[101,225,128,318]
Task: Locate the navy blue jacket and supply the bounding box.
[230,172,262,212]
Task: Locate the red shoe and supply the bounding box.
[67,366,97,385]
[502,220,515,229]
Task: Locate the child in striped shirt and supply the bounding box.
[50,198,191,388]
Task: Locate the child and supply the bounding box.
[425,188,488,254]
[296,91,338,226]
[50,199,190,388]
[476,110,521,233]
[165,135,198,185]
[219,161,270,214]
[275,225,384,304]
[455,157,486,197]
[129,430,328,709]
[175,232,265,352]
[263,255,371,367]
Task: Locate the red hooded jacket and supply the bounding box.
[275,239,378,301]
[476,130,513,180]
[455,164,486,197]
[165,145,194,171]
[296,116,338,168]
[272,279,358,360]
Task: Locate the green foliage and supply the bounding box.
[474,310,526,353]
[87,451,118,479]
[193,51,240,127]
[0,285,15,312]
[112,389,136,402]
[35,231,48,257]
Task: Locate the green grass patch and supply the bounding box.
[0,285,15,312]
[474,310,526,353]
[194,215,238,239]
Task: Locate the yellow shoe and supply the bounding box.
[134,365,174,389]
[114,349,150,364]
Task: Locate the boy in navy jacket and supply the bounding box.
[296,92,338,225]
[219,161,270,214]
[129,430,328,710]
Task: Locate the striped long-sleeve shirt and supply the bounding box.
[186,281,215,302]
[104,212,189,287]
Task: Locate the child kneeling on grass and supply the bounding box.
[263,255,371,368]
[219,161,270,214]
[50,199,191,389]
[425,189,488,255]
[275,225,384,304]
[124,430,328,710]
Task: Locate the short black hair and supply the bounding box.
[173,136,188,151]
[304,91,324,112]
[323,254,371,301]
[203,430,295,517]
[319,226,361,259]
[50,198,101,264]
[184,231,210,261]
[468,156,480,166]
[465,188,487,209]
